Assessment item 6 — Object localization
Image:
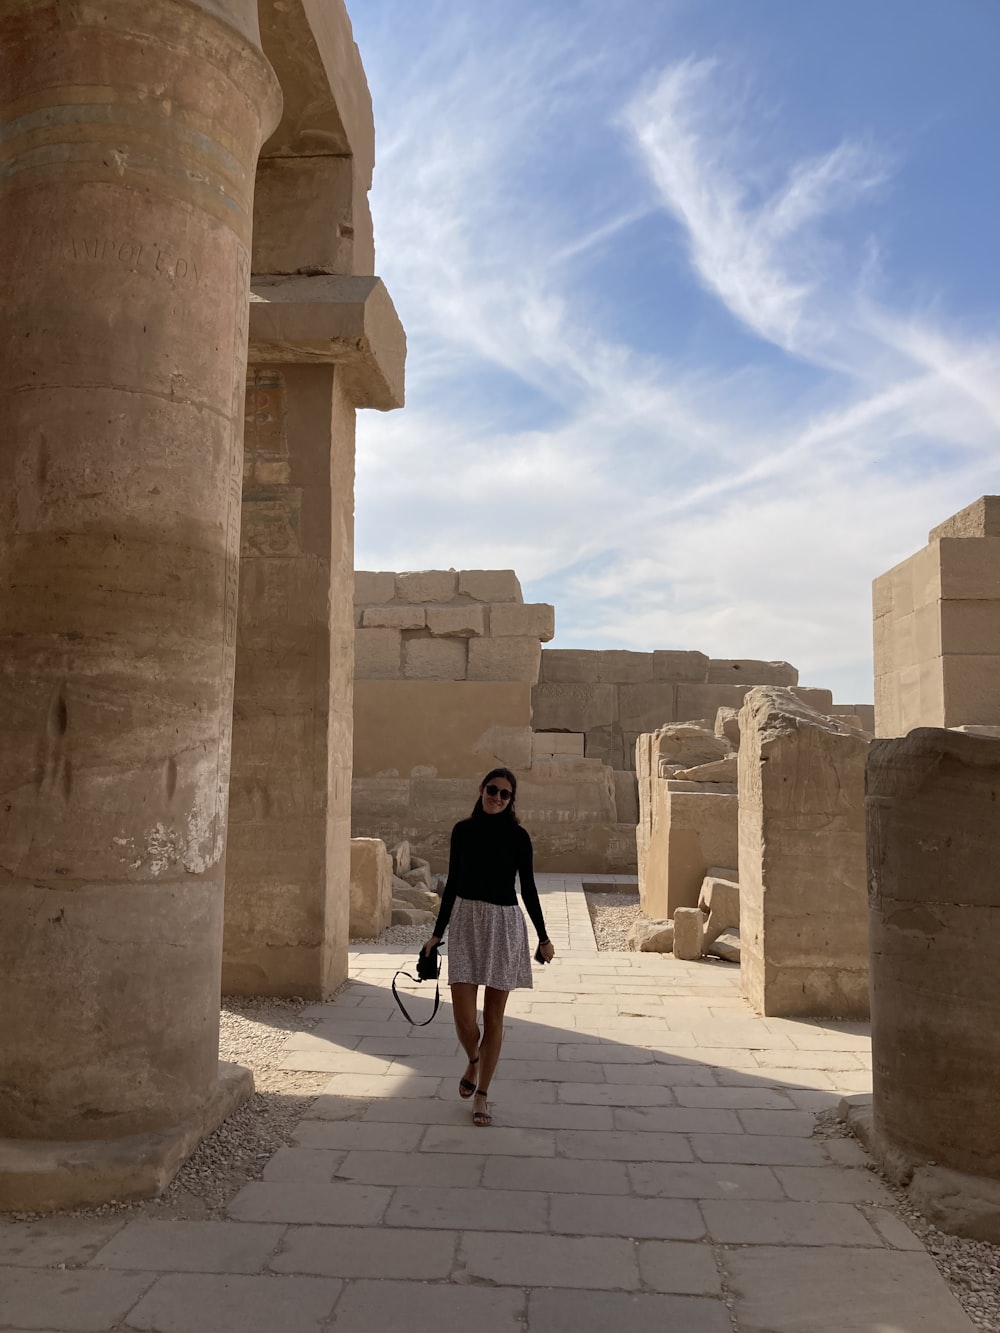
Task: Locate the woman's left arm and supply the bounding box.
[517,829,552,951]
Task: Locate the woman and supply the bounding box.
[423,767,555,1126]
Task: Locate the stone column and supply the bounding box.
[223,276,404,996]
[738,688,869,1017]
[873,496,1000,736]
[0,0,280,1209]
[866,728,1000,1231]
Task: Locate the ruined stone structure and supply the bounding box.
[738,689,870,1018]
[0,0,402,1209]
[874,495,1000,737]
[351,572,636,873]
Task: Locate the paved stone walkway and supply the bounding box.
[0,875,977,1332]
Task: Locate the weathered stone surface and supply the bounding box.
[929,494,1000,541]
[489,602,555,642]
[356,627,402,678]
[698,876,740,947]
[652,650,709,683]
[538,650,601,684]
[349,839,392,939]
[673,907,704,960]
[532,732,586,759]
[715,707,741,748]
[867,727,1000,1184]
[597,651,654,684]
[389,841,410,875]
[467,637,541,683]
[401,636,467,680]
[654,725,731,770]
[458,569,522,602]
[705,929,740,963]
[618,684,677,738]
[395,571,458,604]
[401,863,433,890]
[391,905,436,927]
[362,606,426,630]
[628,919,675,953]
[739,688,869,1018]
[355,571,396,604]
[674,756,738,783]
[391,883,438,913]
[614,771,639,825]
[425,605,485,638]
[0,0,279,1203]
[707,659,799,686]
[907,1164,1000,1244]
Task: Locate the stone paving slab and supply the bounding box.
[0,873,976,1333]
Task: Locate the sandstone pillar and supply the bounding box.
[867,728,1000,1187]
[873,496,1000,736]
[738,688,869,1017]
[223,278,404,995]
[0,0,280,1210]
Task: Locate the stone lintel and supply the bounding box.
[249,274,405,409]
[0,1062,252,1214]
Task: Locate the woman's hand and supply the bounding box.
[422,935,441,956]
[538,939,555,963]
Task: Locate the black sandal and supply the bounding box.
[459,1055,479,1099]
[472,1091,492,1127]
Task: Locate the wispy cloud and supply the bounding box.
[353,9,1000,702]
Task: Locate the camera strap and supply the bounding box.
[391,949,442,1027]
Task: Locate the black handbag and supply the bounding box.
[392,945,441,1026]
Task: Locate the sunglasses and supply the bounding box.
[484,784,513,802]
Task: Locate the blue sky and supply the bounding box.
[349,0,1000,703]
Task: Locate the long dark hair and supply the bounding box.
[471,767,520,825]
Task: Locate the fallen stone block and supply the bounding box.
[672,906,704,960]
[392,883,439,912]
[654,723,731,770]
[627,918,675,953]
[674,755,738,783]
[698,874,740,946]
[389,840,410,875]
[390,904,436,927]
[349,838,393,939]
[715,706,741,748]
[705,928,740,963]
[401,863,433,890]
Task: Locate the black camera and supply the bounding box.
[416,946,441,982]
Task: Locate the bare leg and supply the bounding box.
[450,982,481,1094]
[473,986,510,1123]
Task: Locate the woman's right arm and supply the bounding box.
[428,822,463,944]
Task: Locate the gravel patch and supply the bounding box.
[585,889,640,951]
[351,922,434,950]
[816,1109,1000,1331]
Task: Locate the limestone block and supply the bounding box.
[389,840,410,875]
[674,755,738,783]
[355,627,402,679]
[585,724,627,770]
[937,537,1000,601]
[618,684,677,737]
[698,875,740,947]
[532,683,616,733]
[614,770,639,825]
[532,732,586,759]
[391,905,436,927]
[652,650,709,683]
[867,727,1000,1182]
[355,571,396,605]
[458,569,523,603]
[639,785,738,920]
[392,882,438,912]
[349,839,392,940]
[715,707,741,748]
[489,602,555,642]
[673,907,704,960]
[829,704,875,734]
[929,495,1000,541]
[676,683,751,720]
[739,687,869,1019]
[473,724,533,772]
[467,637,541,683]
[708,659,799,686]
[402,636,468,680]
[597,651,653,684]
[362,606,426,630]
[706,929,740,963]
[627,918,675,952]
[253,155,356,276]
[538,650,601,684]
[792,686,835,713]
[653,724,731,770]
[401,863,433,890]
[426,605,485,638]
[518,757,617,824]
[396,571,458,604]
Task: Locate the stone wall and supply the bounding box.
[873,496,1000,736]
[739,688,869,1018]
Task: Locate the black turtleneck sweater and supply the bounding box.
[433,815,548,942]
